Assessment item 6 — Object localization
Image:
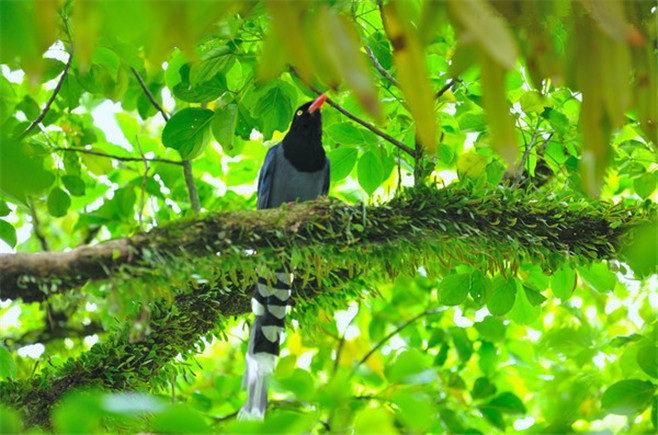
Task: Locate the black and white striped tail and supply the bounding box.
[239,269,291,420]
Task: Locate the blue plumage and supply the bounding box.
[240,93,329,420]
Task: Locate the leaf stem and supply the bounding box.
[131,67,169,122]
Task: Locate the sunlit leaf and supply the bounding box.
[47,187,71,218]
[162,108,214,160]
[447,0,518,69]
[211,103,239,156]
[601,380,655,415]
[0,219,16,249]
[438,273,470,306]
[551,265,576,300]
[383,2,437,153]
[328,146,358,182]
[357,151,384,196]
[487,275,517,315]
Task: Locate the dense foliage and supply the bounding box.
[0,1,656,434]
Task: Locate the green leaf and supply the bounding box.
[357,151,384,196]
[472,377,497,400]
[601,380,655,416]
[486,392,527,415]
[0,346,16,380]
[509,284,540,325]
[474,316,505,342]
[189,45,234,87]
[621,223,658,278]
[47,187,71,218]
[449,327,473,363]
[447,0,518,69]
[578,262,617,293]
[0,405,22,434]
[276,368,315,402]
[52,390,104,434]
[252,82,295,140]
[478,341,497,377]
[479,406,505,430]
[0,219,16,248]
[328,146,358,182]
[80,148,114,175]
[634,172,657,199]
[150,404,211,434]
[391,390,436,432]
[386,350,436,385]
[551,265,576,300]
[383,3,436,153]
[438,273,470,306]
[211,104,239,156]
[469,269,492,306]
[353,407,397,435]
[62,175,86,196]
[162,108,214,160]
[327,122,365,145]
[487,276,517,316]
[0,200,9,217]
[0,137,55,203]
[172,63,226,104]
[637,345,658,378]
[523,285,547,306]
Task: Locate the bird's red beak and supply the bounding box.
[308,93,327,113]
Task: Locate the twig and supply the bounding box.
[333,335,346,375]
[53,147,183,166]
[290,68,414,157]
[131,67,169,121]
[436,78,458,99]
[352,309,438,374]
[135,137,149,231]
[364,45,398,87]
[182,160,201,216]
[19,50,73,140]
[28,200,50,251]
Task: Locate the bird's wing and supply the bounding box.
[321,157,331,196]
[256,144,279,210]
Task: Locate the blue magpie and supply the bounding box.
[239,93,330,420]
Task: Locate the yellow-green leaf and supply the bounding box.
[480,51,518,167]
[383,3,437,153]
[447,0,518,70]
[316,6,381,120]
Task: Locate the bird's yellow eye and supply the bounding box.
[296,110,303,116]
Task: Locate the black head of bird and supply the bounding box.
[283,93,327,172]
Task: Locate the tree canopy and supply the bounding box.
[0,1,657,434]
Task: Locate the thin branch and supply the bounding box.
[436,78,459,100]
[290,68,414,157]
[135,137,149,231]
[53,147,183,166]
[364,45,398,87]
[19,50,73,140]
[352,309,438,374]
[131,67,169,121]
[28,200,50,251]
[182,160,200,216]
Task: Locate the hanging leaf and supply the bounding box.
[211,103,239,156]
[328,146,358,182]
[438,273,470,306]
[61,175,86,197]
[447,0,518,70]
[252,82,296,140]
[173,64,227,104]
[0,219,17,249]
[480,51,518,167]
[383,3,437,153]
[357,151,384,196]
[601,380,655,415]
[47,187,71,218]
[162,108,214,160]
[487,275,517,315]
[316,6,381,119]
[551,265,576,300]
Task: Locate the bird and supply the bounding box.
[239,93,330,420]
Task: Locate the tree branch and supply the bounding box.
[19,50,73,140]
[289,68,415,157]
[352,309,439,374]
[0,186,648,303]
[182,160,201,216]
[53,147,183,166]
[131,67,169,121]
[364,45,398,87]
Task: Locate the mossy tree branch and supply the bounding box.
[0,185,652,304]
